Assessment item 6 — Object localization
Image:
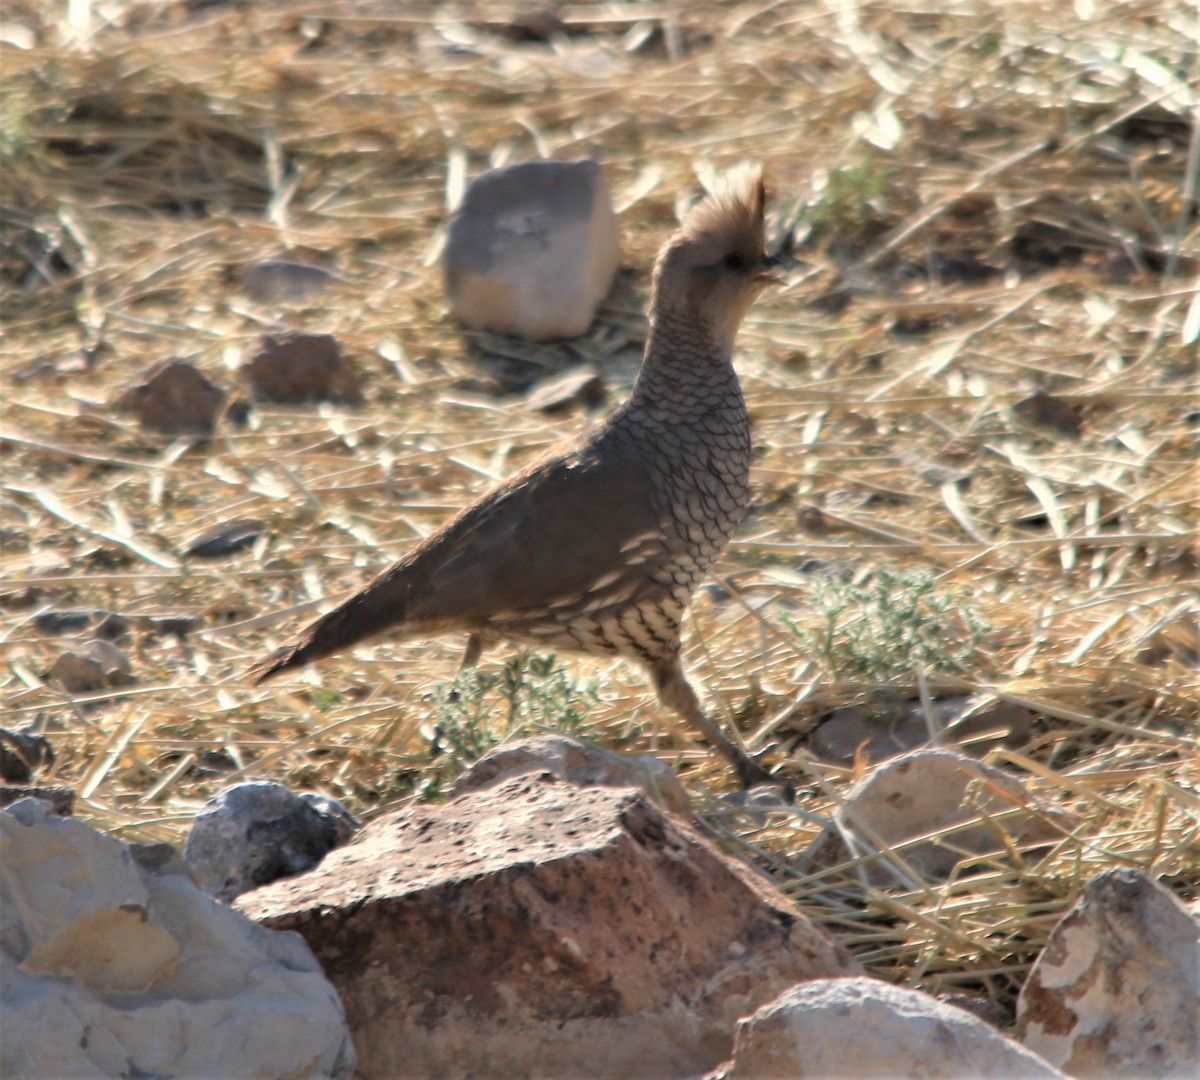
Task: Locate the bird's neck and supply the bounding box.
[633,307,739,401]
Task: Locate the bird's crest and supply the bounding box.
[679,164,766,250]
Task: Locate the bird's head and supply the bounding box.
[651,165,780,354]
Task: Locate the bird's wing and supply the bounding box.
[249,449,671,680]
[402,449,669,623]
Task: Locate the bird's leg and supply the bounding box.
[650,657,776,788]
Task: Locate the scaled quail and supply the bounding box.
[250,166,782,787]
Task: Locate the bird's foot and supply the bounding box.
[733,749,794,801]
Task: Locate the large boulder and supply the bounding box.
[714,977,1063,1079]
[1,797,354,1080]
[240,771,858,1080]
[1017,868,1199,1077]
[444,158,621,340]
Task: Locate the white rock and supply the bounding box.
[806,748,1074,886]
[718,977,1064,1079]
[0,797,354,1080]
[444,158,621,340]
[1017,868,1199,1077]
[184,781,359,901]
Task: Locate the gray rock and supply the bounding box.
[805,749,1076,886]
[1,797,354,1079]
[444,158,621,340]
[716,977,1063,1078]
[185,781,361,902]
[240,259,339,303]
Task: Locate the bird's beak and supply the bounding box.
[754,253,785,286]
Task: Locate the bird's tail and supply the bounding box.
[247,585,407,684]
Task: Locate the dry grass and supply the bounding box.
[2,0,1197,1014]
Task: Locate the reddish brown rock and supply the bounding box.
[451,733,691,819]
[240,332,364,405]
[1014,389,1083,436]
[239,773,858,1080]
[114,359,227,436]
[46,639,135,694]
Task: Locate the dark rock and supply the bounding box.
[0,786,74,815]
[240,333,364,405]
[33,609,131,642]
[114,359,228,436]
[0,585,47,610]
[1014,389,1083,436]
[0,729,54,783]
[184,781,361,902]
[185,520,264,559]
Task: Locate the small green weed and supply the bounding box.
[788,567,989,681]
[807,161,897,236]
[421,652,600,777]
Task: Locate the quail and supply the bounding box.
[250,165,782,787]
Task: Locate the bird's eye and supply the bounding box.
[722,253,746,272]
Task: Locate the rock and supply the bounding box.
[185,781,361,902]
[1017,868,1199,1077]
[185,519,265,558]
[240,773,858,1080]
[240,259,338,303]
[451,733,692,819]
[114,358,228,436]
[444,158,621,340]
[715,977,1064,1079]
[1014,389,1083,436]
[46,639,135,694]
[34,608,129,640]
[810,695,1031,764]
[1,797,354,1079]
[503,7,570,41]
[240,332,364,405]
[526,363,607,413]
[805,749,1074,886]
[0,727,54,782]
[0,785,73,815]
